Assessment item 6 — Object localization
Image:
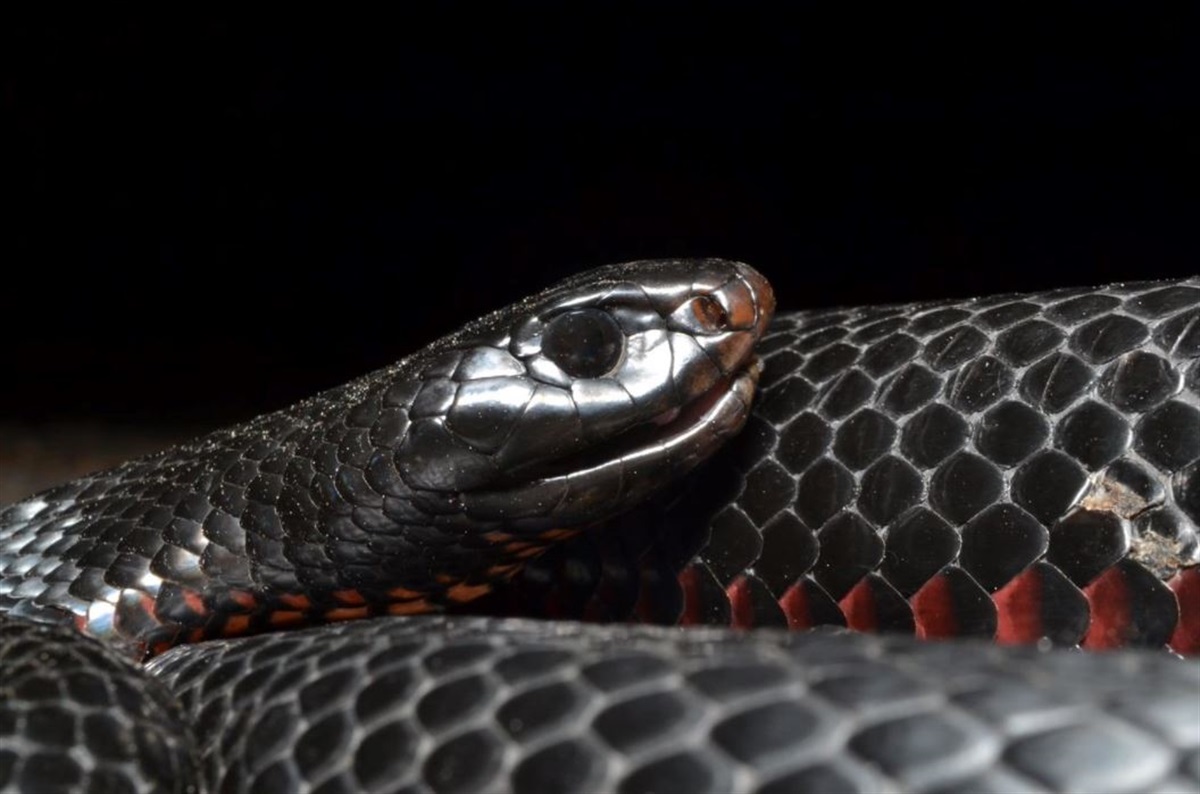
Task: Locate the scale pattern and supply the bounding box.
[2,273,1198,794]
[0,617,199,793]
[148,615,1200,794]
[0,259,770,655]
[499,278,1200,651]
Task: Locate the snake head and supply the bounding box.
[386,258,774,532]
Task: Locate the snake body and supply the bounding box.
[1,261,1198,793]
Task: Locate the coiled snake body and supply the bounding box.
[1,260,1198,793]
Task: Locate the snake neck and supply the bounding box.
[0,259,773,657]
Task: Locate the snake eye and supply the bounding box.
[542,308,624,378]
[690,295,729,331]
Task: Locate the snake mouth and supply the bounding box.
[538,358,763,482]
[460,357,763,526]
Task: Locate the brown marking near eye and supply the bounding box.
[721,280,756,328]
[326,606,370,622]
[447,582,492,603]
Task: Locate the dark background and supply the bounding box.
[3,8,1196,431]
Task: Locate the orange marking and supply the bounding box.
[435,574,457,585]
[537,528,577,541]
[483,531,515,542]
[223,615,252,636]
[447,582,492,603]
[503,541,536,554]
[387,586,425,599]
[268,611,306,628]
[515,546,544,559]
[151,641,174,656]
[333,589,368,605]
[278,593,311,609]
[486,564,521,578]
[183,589,207,616]
[229,590,257,610]
[187,628,207,643]
[325,606,370,622]
[387,600,433,615]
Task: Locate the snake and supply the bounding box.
[1,259,1197,794]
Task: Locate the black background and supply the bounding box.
[4,9,1196,429]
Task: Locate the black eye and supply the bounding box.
[541,308,624,378]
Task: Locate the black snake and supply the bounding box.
[1,260,1197,793]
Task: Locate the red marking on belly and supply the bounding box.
[911,572,956,639]
[1082,566,1132,649]
[839,578,876,632]
[726,576,755,629]
[676,567,704,626]
[778,581,812,629]
[994,566,1043,644]
[1168,567,1200,655]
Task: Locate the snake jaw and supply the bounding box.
[459,355,763,526]
[446,262,772,534]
